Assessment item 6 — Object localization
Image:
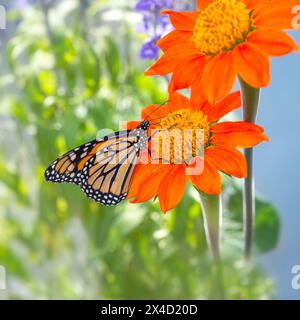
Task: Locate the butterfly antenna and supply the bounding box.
[143,99,170,121]
[148,113,182,124]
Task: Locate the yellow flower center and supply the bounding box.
[152,109,210,165]
[191,0,251,55]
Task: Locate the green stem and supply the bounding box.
[198,192,224,298]
[238,77,260,261]
[199,193,222,262]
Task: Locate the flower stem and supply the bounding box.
[199,193,222,262]
[238,77,260,261]
[198,192,224,298]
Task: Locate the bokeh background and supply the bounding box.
[0,0,298,300]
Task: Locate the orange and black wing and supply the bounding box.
[80,135,142,206]
[44,131,129,185]
[45,129,146,206]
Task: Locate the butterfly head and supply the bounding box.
[139,120,151,131]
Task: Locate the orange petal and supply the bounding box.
[244,0,267,10]
[245,0,297,13]
[190,71,212,111]
[205,146,247,178]
[253,7,295,30]
[128,163,154,199]
[168,55,205,92]
[211,121,269,148]
[166,91,190,112]
[211,131,269,148]
[158,165,187,213]
[145,43,200,76]
[157,30,192,52]
[204,91,242,122]
[233,42,270,88]
[162,10,198,31]
[211,121,264,133]
[201,53,236,104]
[141,104,168,122]
[123,120,141,130]
[197,0,214,9]
[130,164,171,203]
[248,28,299,56]
[189,158,221,195]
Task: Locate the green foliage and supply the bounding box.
[227,184,280,254]
[0,0,277,299]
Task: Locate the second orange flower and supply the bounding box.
[145,0,299,103]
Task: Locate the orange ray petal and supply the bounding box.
[211,121,264,133]
[190,82,211,111]
[166,91,190,112]
[204,91,241,122]
[211,125,269,148]
[130,164,171,203]
[189,158,221,195]
[128,163,153,199]
[253,7,295,29]
[141,104,168,121]
[248,28,299,57]
[168,55,205,92]
[252,0,298,17]
[145,43,200,76]
[233,42,270,88]
[211,121,269,148]
[123,120,142,130]
[190,70,212,111]
[158,165,187,213]
[162,10,198,31]
[245,0,296,12]
[197,0,214,9]
[201,53,236,104]
[205,146,247,178]
[244,0,267,10]
[157,30,192,52]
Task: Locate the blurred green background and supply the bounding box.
[0,0,280,299]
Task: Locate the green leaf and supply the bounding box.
[254,199,281,253]
[103,37,121,86]
[227,185,281,253]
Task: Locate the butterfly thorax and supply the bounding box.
[129,120,150,152]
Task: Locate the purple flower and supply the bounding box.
[135,0,196,60]
[135,0,173,12]
[140,37,160,60]
[13,0,30,8]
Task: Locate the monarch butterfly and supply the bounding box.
[44,120,152,206]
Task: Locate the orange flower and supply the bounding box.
[145,0,299,103]
[128,90,268,213]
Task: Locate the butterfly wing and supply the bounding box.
[80,133,143,205]
[44,131,129,184]
[45,126,149,206]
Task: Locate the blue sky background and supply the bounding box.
[255,30,300,299]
